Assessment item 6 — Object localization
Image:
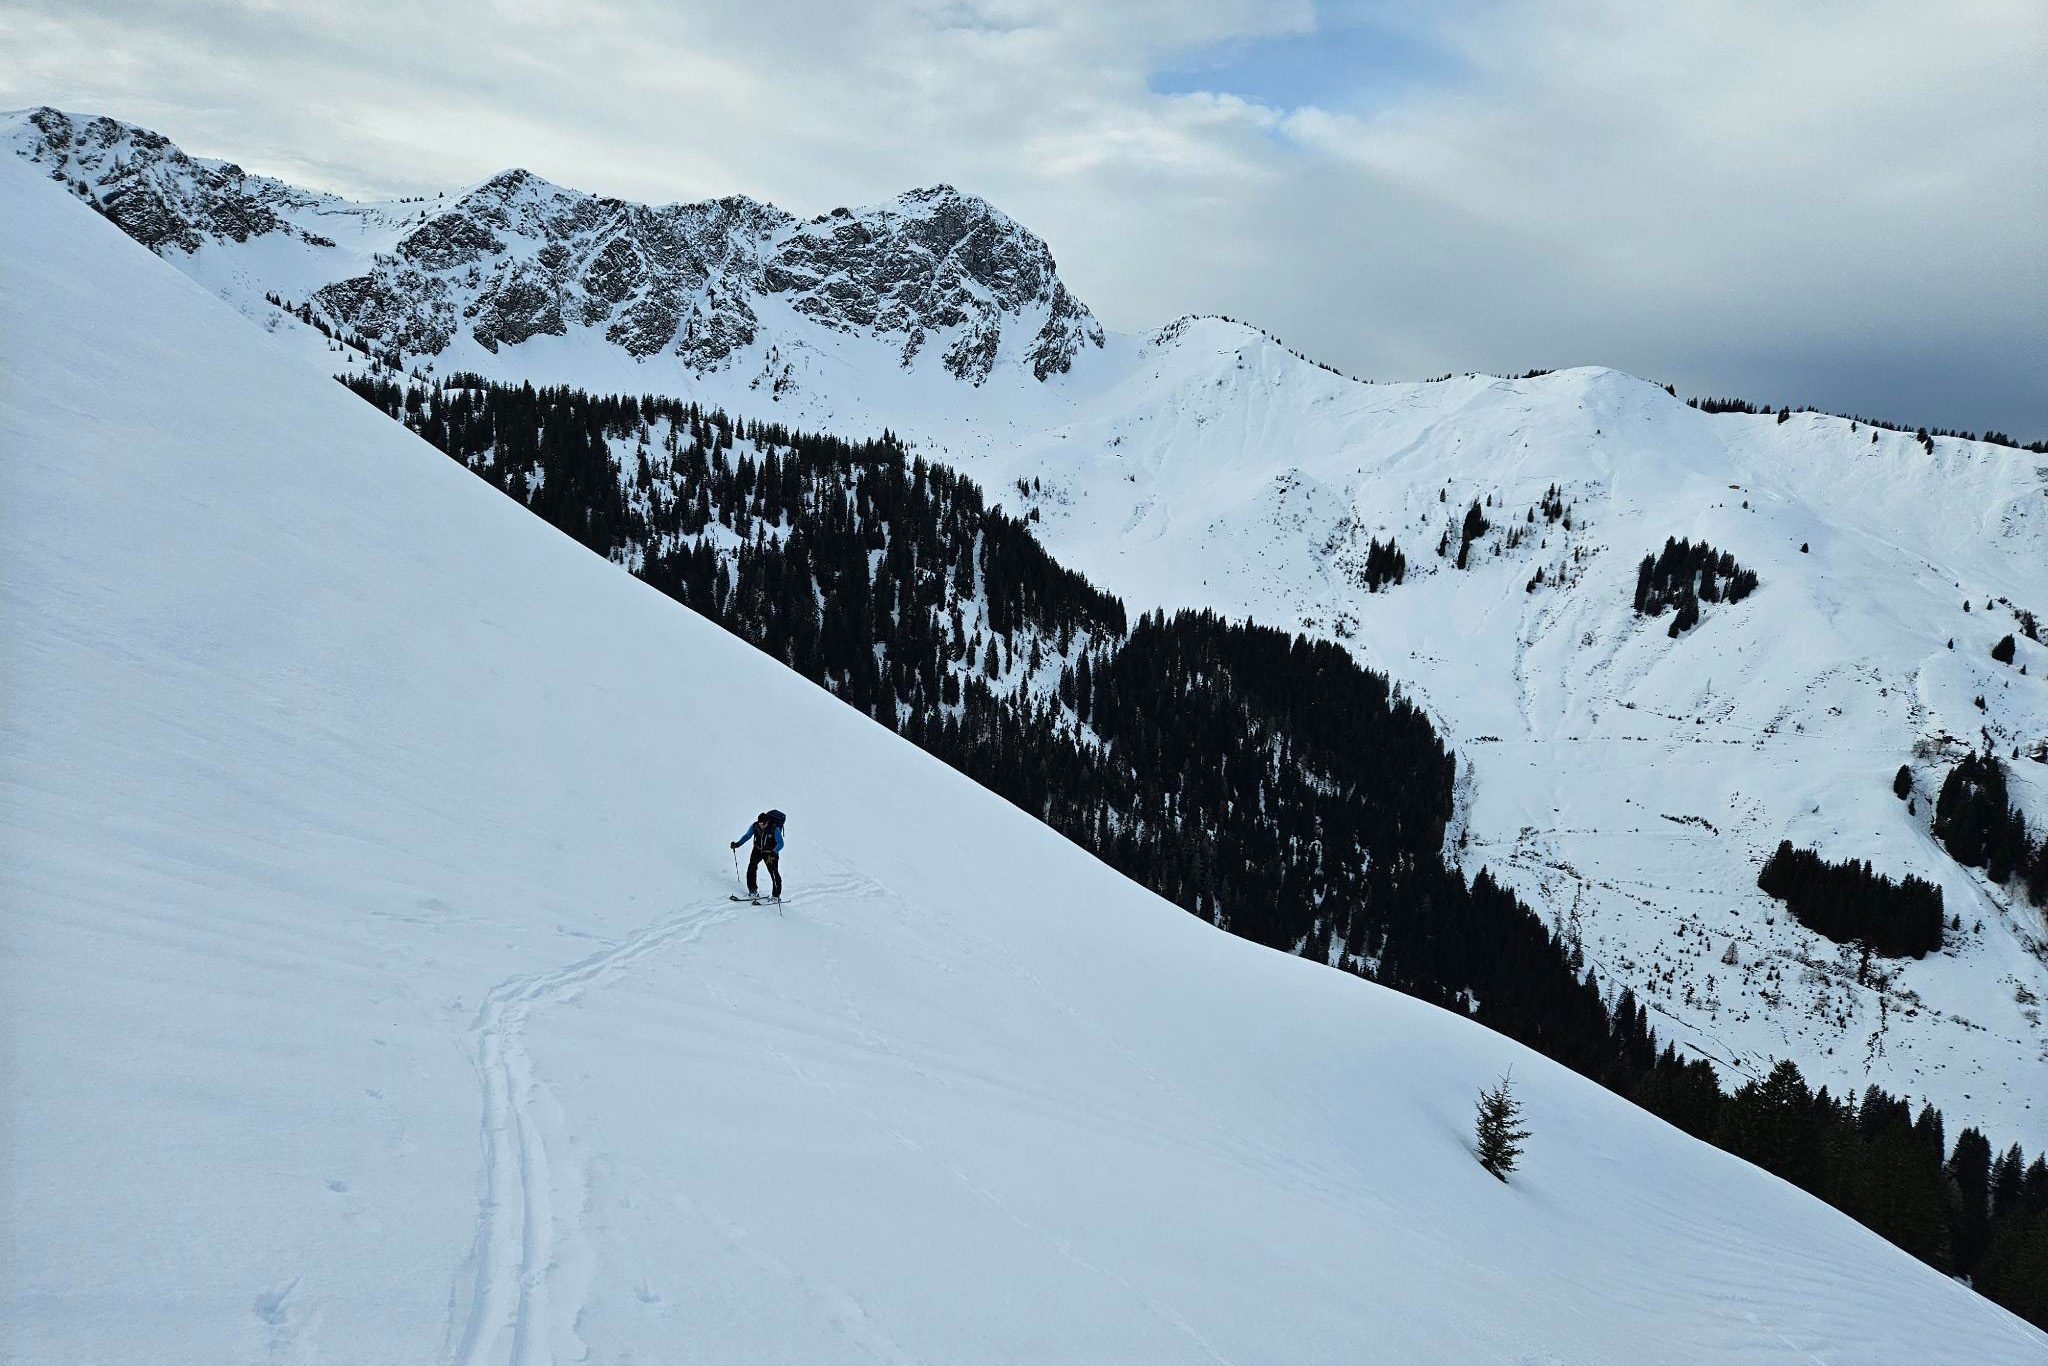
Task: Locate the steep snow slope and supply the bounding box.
[5,158,2043,1365]
[10,109,2045,1149]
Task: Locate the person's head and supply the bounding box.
[757,811,769,826]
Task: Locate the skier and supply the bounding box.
[730,809,785,901]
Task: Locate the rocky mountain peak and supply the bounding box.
[4,105,340,252]
[343,166,1099,382]
[6,108,1102,388]
[767,182,1098,382]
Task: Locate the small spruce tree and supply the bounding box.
[1475,1070,1531,1181]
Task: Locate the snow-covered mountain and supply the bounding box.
[6,142,2044,1366]
[10,105,2047,1153]
[5,106,1102,391]
[965,324,2048,1153]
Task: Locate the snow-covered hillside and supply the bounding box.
[10,107,2046,1153]
[956,323,2048,1152]
[6,149,2044,1364]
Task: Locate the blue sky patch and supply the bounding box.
[1150,12,1464,114]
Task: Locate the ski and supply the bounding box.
[729,894,783,907]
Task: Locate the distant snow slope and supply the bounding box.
[6,155,2043,1365]
[952,322,2048,1152]
[10,107,2046,1151]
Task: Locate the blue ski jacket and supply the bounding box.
[737,821,784,853]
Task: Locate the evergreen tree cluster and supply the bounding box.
[1633,1053,2048,1325]
[1755,842,1944,959]
[342,371,2048,1327]
[1689,395,1766,416]
[1323,520,1406,594]
[1355,536,1407,593]
[1453,498,1488,569]
[1633,537,1758,637]
[1933,750,2048,903]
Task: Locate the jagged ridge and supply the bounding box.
[6,106,344,252]
[4,106,1105,386]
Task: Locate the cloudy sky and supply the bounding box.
[5,0,2043,434]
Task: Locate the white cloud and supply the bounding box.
[3,0,2040,431]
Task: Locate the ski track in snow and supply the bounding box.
[449,896,754,1366]
[449,873,882,1366]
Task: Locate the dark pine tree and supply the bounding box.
[1475,1071,1531,1181]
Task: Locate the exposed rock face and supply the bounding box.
[761,184,1101,382]
[5,108,1104,386]
[7,107,337,253]
[318,173,1100,381]
[1031,281,1100,380]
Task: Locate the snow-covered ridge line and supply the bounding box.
[11,104,2038,451]
[1150,311,2046,451]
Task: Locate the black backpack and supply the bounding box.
[753,809,786,853]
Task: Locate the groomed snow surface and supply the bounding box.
[2,159,2041,1364]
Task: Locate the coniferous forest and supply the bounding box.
[345,373,2048,1327]
[1755,842,1945,959]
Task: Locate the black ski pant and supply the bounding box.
[747,848,782,897]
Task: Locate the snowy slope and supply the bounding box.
[5,156,2044,1364]
[10,110,2046,1151]
[950,323,2048,1152]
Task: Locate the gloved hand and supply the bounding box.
[729,840,740,850]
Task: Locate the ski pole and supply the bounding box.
[731,843,740,889]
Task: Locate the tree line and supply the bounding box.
[1685,394,2046,453]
